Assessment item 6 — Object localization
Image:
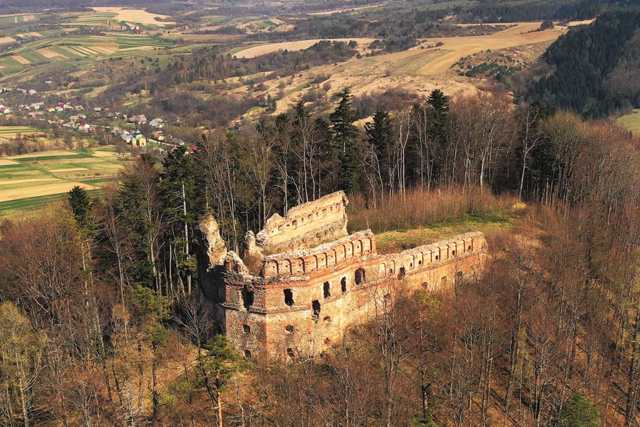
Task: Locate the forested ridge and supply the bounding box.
[3,83,640,424]
[525,10,640,117]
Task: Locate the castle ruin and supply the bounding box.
[202,191,487,360]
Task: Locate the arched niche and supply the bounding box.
[345,241,354,257]
[304,255,317,272]
[279,259,292,275]
[317,252,327,269]
[292,258,305,275]
[327,250,336,266]
[265,261,278,277]
[379,263,387,276]
[354,240,362,256]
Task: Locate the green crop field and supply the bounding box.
[0,126,41,142]
[0,147,130,217]
[0,33,176,78]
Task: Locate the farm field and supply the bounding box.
[617,109,640,135]
[0,33,176,77]
[0,147,129,217]
[92,7,175,27]
[232,37,376,58]
[0,126,41,142]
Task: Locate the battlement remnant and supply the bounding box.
[202,191,487,360]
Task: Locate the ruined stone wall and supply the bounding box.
[222,232,487,360]
[256,191,349,254]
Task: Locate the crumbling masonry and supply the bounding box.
[201,191,487,360]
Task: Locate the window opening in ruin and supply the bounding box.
[355,268,366,285]
[398,267,406,280]
[384,294,391,305]
[341,277,347,293]
[452,250,456,256]
[418,260,423,265]
[422,282,429,290]
[324,338,331,345]
[324,316,331,323]
[323,281,331,298]
[243,324,250,334]
[468,245,472,251]
[456,271,464,283]
[284,289,294,306]
[285,325,295,334]
[287,348,295,358]
[242,289,254,310]
[435,255,440,261]
[312,300,321,320]
[244,350,252,359]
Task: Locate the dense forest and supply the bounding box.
[3,83,640,424]
[525,10,640,117]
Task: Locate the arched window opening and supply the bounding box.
[312,300,321,320]
[355,268,366,285]
[242,288,254,310]
[341,277,347,293]
[243,324,250,334]
[285,325,295,334]
[323,281,331,299]
[244,350,252,359]
[287,348,295,358]
[284,289,294,306]
[398,267,406,280]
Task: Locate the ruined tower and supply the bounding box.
[202,191,487,360]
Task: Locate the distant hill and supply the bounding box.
[525,10,640,118]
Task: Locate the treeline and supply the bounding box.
[457,0,637,22]
[161,41,358,85]
[525,10,640,117]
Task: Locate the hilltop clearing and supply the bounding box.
[91,7,175,27]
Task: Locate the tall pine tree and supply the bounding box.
[330,88,359,193]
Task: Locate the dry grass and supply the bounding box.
[0,181,97,203]
[255,21,584,113]
[233,38,375,59]
[348,187,518,234]
[37,47,65,59]
[92,7,174,27]
[11,55,30,65]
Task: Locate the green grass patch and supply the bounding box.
[617,109,640,136]
[18,49,47,64]
[375,211,513,254]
